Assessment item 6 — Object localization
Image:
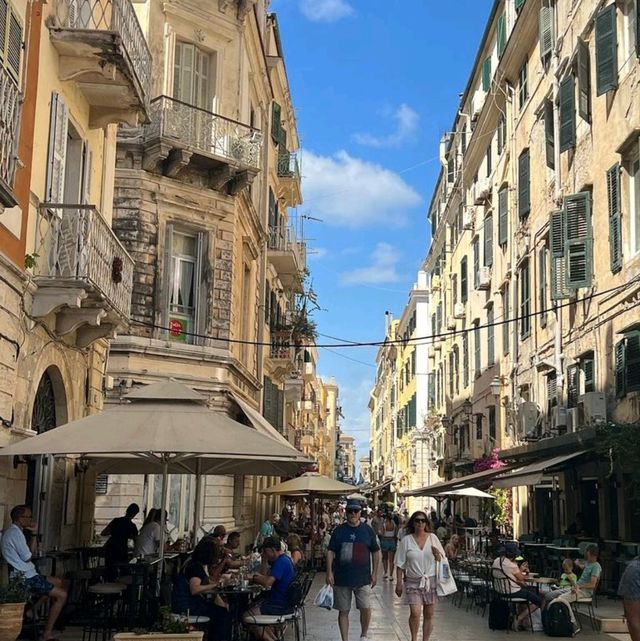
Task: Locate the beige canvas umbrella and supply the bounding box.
[261,472,357,495]
[437,487,496,499]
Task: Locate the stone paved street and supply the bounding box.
[303,572,632,641]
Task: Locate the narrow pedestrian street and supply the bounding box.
[303,572,631,641]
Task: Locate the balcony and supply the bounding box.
[0,66,20,208]
[143,96,262,192]
[266,330,294,379]
[47,0,151,127]
[267,225,305,292]
[32,204,134,346]
[276,151,302,208]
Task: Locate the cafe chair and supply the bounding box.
[242,611,297,641]
[83,582,126,641]
[491,569,534,634]
[571,579,599,632]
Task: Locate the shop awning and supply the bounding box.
[364,478,393,494]
[492,450,589,489]
[402,465,516,497]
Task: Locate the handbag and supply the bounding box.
[430,534,457,596]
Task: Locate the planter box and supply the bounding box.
[0,602,26,641]
[114,633,204,641]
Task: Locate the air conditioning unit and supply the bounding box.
[567,407,578,433]
[578,392,607,426]
[431,275,441,291]
[518,401,539,437]
[474,177,492,204]
[551,406,568,434]
[463,208,475,230]
[454,302,465,319]
[478,266,491,290]
[446,315,456,330]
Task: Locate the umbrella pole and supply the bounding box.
[157,457,169,595]
[193,459,203,543]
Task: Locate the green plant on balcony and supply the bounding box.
[290,270,320,345]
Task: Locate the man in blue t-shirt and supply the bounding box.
[250,536,295,612]
[326,499,381,641]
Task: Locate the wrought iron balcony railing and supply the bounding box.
[35,204,134,320]
[50,0,151,103]
[270,330,293,361]
[277,151,299,178]
[146,96,262,170]
[268,225,305,267]
[0,65,20,206]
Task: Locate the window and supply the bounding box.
[460,257,468,303]
[463,331,469,388]
[473,239,480,288]
[487,305,495,366]
[539,6,555,61]
[488,406,496,441]
[497,13,507,57]
[577,38,591,122]
[263,377,284,431]
[484,213,493,267]
[0,0,23,81]
[520,261,531,338]
[568,353,596,407]
[452,273,458,306]
[461,125,467,155]
[567,363,579,408]
[539,246,547,328]
[437,302,443,332]
[615,332,640,397]
[271,102,282,144]
[559,75,576,152]
[476,414,483,440]
[544,97,555,170]
[174,41,213,109]
[498,185,508,245]
[518,59,528,109]
[502,284,510,356]
[518,149,530,217]
[595,4,618,95]
[497,115,506,155]
[547,371,558,414]
[486,145,492,177]
[474,321,481,377]
[482,55,492,92]
[607,163,623,271]
[631,154,640,256]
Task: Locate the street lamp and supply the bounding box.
[490,375,502,397]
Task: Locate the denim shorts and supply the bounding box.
[26,574,54,596]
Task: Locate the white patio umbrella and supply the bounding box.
[0,380,310,569]
[437,487,496,499]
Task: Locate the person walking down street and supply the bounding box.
[101,502,139,580]
[394,511,446,641]
[619,556,640,641]
[380,513,398,580]
[326,499,381,641]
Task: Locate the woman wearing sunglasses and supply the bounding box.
[394,511,446,641]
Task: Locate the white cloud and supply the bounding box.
[301,149,422,228]
[353,104,419,148]
[299,0,354,22]
[340,242,403,285]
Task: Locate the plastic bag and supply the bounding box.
[313,584,334,609]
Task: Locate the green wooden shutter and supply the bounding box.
[487,305,495,366]
[482,56,492,92]
[518,149,530,217]
[628,332,640,393]
[498,186,508,245]
[461,256,468,302]
[474,322,481,377]
[502,285,510,356]
[582,355,595,392]
[567,363,579,408]
[515,0,525,13]
[473,240,480,288]
[607,163,622,273]
[544,97,555,170]
[497,13,507,57]
[550,209,569,299]
[539,6,554,61]
[160,224,174,336]
[484,214,493,267]
[271,101,281,144]
[5,5,22,80]
[461,126,467,155]
[615,339,626,397]
[577,38,591,122]
[520,262,530,337]
[559,75,576,152]
[539,247,547,328]
[463,332,469,388]
[564,191,593,290]
[595,4,618,96]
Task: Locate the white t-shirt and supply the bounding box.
[492,556,521,594]
[395,533,442,582]
[133,522,161,556]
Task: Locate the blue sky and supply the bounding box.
[271,0,494,468]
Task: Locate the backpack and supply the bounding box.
[488,598,510,630]
[543,600,575,637]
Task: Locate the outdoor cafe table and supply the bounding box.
[525,576,557,593]
[211,584,265,641]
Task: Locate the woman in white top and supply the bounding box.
[134,508,162,557]
[395,511,446,641]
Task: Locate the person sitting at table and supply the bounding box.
[101,502,139,580]
[172,538,233,641]
[224,531,242,559]
[133,508,163,557]
[0,505,68,641]
[444,534,461,561]
[287,533,305,566]
[211,524,227,545]
[246,536,296,641]
[492,543,542,631]
[543,544,602,629]
[463,512,477,528]
[558,557,577,588]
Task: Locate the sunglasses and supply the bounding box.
[346,509,361,514]
[413,518,427,523]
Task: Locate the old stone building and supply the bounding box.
[423,0,640,553]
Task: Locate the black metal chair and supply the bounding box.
[491,568,534,634]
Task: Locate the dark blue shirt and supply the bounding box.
[267,553,295,605]
[328,522,380,588]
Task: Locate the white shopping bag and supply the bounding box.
[436,560,457,596]
[313,584,334,609]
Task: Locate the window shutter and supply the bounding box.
[279,124,287,151]
[582,356,595,393]
[160,224,174,336]
[461,126,467,155]
[6,6,22,80]
[615,339,626,398]
[544,97,555,170]
[550,209,569,299]
[45,92,69,204]
[482,56,491,92]
[564,191,593,290]
[502,285,510,356]
[473,240,480,288]
[577,38,591,122]
[497,13,507,57]
[271,101,281,144]
[547,372,557,408]
[436,302,442,332]
[518,149,530,217]
[606,163,622,273]
[498,186,508,245]
[539,6,554,60]
[484,214,493,267]
[81,141,92,205]
[595,4,618,96]
[559,75,576,152]
[515,0,525,13]
[268,188,277,229]
[487,306,494,366]
[195,232,210,341]
[567,363,579,408]
[636,0,640,58]
[539,247,547,328]
[263,377,274,423]
[520,262,530,337]
[474,322,481,376]
[628,332,640,393]
[275,387,284,431]
[460,256,468,303]
[0,0,7,61]
[173,41,195,104]
[463,332,469,388]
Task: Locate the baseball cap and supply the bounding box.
[261,536,280,551]
[346,499,362,511]
[504,542,520,557]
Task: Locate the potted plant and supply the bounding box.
[113,607,204,641]
[0,575,29,641]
